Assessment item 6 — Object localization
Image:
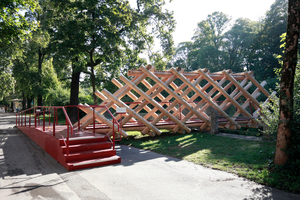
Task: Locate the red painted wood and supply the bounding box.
[17,126,121,171]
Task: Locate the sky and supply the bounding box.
[129,0,276,47]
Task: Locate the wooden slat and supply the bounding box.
[79,65,155,128]
[102,89,161,136]
[223,70,260,108]
[171,68,241,129]
[112,78,158,120]
[245,72,271,97]
[78,76,142,129]
[128,69,249,80]
[79,103,128,137]
[198,69,257,123]
[119,75,191,133]
[140,66,211,126]
[118,77,170,132]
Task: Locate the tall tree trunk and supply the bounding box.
[22,92,26,110]
[90,50,97,105]
[37,48,44,106]
[69,59,81,122]
[274,0,300,165]
[10,102,14,112]
[27,96,33,109]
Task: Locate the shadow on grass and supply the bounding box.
[120,130,277,185]
[121,131,275,166]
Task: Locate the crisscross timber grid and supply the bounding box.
[76,65,275,137]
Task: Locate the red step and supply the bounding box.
[17,126,121,171]
[64,149,117,162]
[59,136,108,146]
[68,155,121,171]
[61,141,112,154]
[60,134,121,170]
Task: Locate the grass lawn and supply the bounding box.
[119,130,295,191]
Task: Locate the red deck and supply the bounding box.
[17,125,121,171]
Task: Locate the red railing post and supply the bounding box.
[35,107,37,127]
[49,108,51,125]
[25,111,26,127]
[56,109,58,125]
[93,106,95,134]
[29,109,31,127]
[67,124,69,155]
[21,112,23,126]
[113,117,115,150]
[43,107,45,131]
[38,109,40,126]
[53,108,56,136]
[78,106,80,130]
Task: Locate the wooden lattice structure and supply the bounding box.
[76,65,275,137]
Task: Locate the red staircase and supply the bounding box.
[60,135,121,171]
[16,105,121,171]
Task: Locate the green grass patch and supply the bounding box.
[23,114,67,125]
[119,131,299,192]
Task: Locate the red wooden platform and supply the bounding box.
[17,125,121,171]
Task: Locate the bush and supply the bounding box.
[259,94,279,141]
[259,65,300,193]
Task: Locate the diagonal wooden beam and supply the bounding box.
[118,77,170,128]
[141,79,166,102]
[142,77,196,120]
[223,70,261,108]
[171,68,241,129]
[79,103,128,137]
[112,78,158,120]
[76,76,140,128]
[199,70,259,125]
[172,75,237,132]
[245,72,271,97]
[141,76,206,135]
[80,74,147,129]
[119,75,191,133]
[140,66,211,126]
[232,81,267,119]
[102,89,161,136]
[185,77,228,119]
[253,91,277,118]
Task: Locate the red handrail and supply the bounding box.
[16,104,124,153]
[16,106,74,155]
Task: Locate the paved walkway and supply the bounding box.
[0,111,299,200]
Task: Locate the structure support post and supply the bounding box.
[210,108,219,135]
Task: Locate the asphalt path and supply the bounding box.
[0,109,299,200]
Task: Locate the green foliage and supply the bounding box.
[44,85,69,106]
[260,94,279,141]
[0,72,15,100]
[0,0,38,47]
[259,33,300,193]
[171,0,288,90]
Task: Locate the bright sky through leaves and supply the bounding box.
[130,0,276,46]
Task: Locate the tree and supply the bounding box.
[0,73,15,101]
[0,0,37,101]
[0,0,37,48]
[250,0,288,88]
[274,0,300,165]
[47,0,175,120]
[190,11,231,71]
[223,18,260,72]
